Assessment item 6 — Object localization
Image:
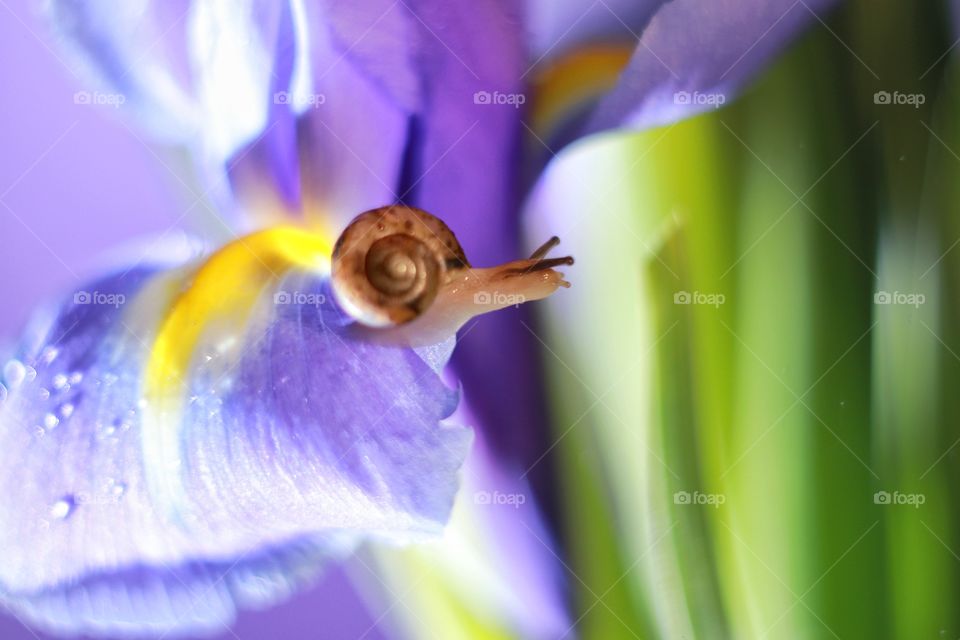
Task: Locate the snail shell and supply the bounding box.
[332,205,470,327]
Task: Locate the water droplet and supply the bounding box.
[38,388,50,400]
[59,403,75,419]
[40,346,59,364]
[52,374,68,390]
[116,412,134,431]
[43,413,59,429]
[68,371,83,385]
[107,418,130,438]
[24,366,37,382]
[34,426,46,439]
[112,482,127,497]
[3,360,26,388]
[50,496,76,520]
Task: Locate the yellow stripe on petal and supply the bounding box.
[530,44,634,140]
[142,226,333,518]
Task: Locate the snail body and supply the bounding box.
[331,205,573,345]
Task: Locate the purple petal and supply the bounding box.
[525,0,662,61]
[46,0,563,474]
[6,541,330,637]
[46,0,308,230]
[390,0,557,470]
[227,0,422,227]
[0,249,469,636]
[583,0,839,135]
[47,0,421,229]
[47,0,309,163]
[367,403,569,639]
[457,424,569,637]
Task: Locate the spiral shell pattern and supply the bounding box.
[332,205,469,326]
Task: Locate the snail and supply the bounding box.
[331,205,573,346]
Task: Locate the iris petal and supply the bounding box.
[583,0,840,134]
[226,0,422,228]
[0,232,469,636]
[373,419,570,640]
[46,0,279,146]
[386,0,556,475]
[47,0,419,230]
[527,0,839,149]
[525,0,663,62]
[6,541,330,638]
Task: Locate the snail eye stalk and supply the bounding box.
[529,236,560,260]
[331,205,573,346]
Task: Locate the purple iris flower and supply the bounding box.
[0,0,834,636]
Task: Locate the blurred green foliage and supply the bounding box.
[541,1,960,637]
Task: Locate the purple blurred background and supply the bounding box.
[0,1,385,638]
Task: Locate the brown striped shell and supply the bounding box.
[331,205,470,327]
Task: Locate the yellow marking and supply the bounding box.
[530,44,634,138]
[141,226,333,516]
